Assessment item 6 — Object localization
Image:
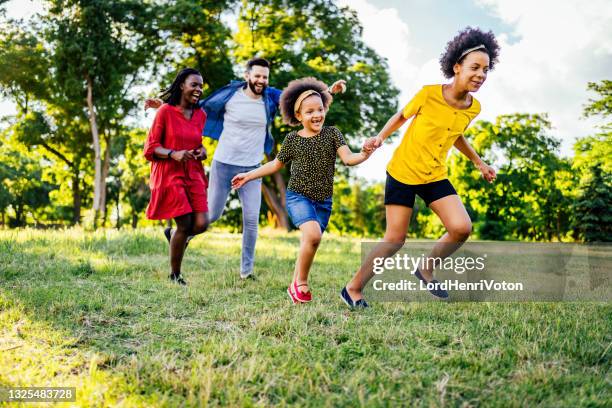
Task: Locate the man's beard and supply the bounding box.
[247,79,266,95]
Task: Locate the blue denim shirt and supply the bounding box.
[199,80,282,155]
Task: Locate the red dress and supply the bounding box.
[144,104,208,220]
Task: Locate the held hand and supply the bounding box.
[363,136,383,151]
[171,150,196,162]
[361,148,374,159]
[144,98,163,111]
[192,146,208,161]
[361,143,375,155]
[231,173,250,189]
[478,162,497,183]
[329,79,347,94]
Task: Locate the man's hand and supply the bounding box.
[328,80,347,94]
[144,98,163,111]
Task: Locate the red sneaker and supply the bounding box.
[292,281,312,303]
[287,284,298,304]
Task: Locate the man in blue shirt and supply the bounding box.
[147,57,345,279]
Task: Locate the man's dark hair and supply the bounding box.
[159,68,202,106]
[246,57,270,71]
[439,27,501,79]
[279,77,332,126]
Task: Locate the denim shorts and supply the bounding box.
[286,189,333,232]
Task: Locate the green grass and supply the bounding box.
[0,228,610,407]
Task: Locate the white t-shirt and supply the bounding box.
[213,88,267,167]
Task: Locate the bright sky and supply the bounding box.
[2,0,611,182]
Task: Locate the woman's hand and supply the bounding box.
[231,173,251,189]
[144,98,163,111]
[192,146,207,161]
[478,162,497,183]
[170,150,196,162]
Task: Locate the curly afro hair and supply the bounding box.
[439,27,500,79]
[280,77,333,126]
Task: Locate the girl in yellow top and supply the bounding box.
[341,27,499,306]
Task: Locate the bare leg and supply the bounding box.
[346,205,413,301]
[190,212,209,236]
[419,195,472,281]
[170,213,192,276]
[292,221,323,294]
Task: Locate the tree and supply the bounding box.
[573,163,612,242]
[0,130,57,227]
[572,80,612,242]
[45,0,161,227]
[450,114,575,241]
[155,0,237,92]
[0,20,91,225]
[233,0,399,229]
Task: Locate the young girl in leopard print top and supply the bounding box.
[231,77,375,304]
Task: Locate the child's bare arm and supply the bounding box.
[231,159,285,189]
[337,145,372,166]
[363,110,408,149]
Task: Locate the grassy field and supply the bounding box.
[0,228,610,407]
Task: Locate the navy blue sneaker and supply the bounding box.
[340,287,369,308]
[414,269,449,299]
[170,273,187,286]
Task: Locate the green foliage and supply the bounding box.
[234,0,399,146]
[572,164,612,242]
[450,114,575,241]
[156,0,237,93]
[118,129,150,228]
[572,81,612,242]
[0,131,57,226]
[583,80,611,123]
[328,176,386,237]
[46,0,161,127]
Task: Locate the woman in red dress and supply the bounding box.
[144,68,209,285]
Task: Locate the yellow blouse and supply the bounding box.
[387,84,481,185]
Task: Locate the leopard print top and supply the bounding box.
[276,126,347,201]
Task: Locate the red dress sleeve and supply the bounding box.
[144,106,167,161]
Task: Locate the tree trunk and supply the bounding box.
[131,211,138,229]
[86,75,102,228]
[261,153,290,230]
[100,133,111,227]
[262,183,290,230]
[15,204,24,227]
[72,172,81,225]
[115,178,121,230]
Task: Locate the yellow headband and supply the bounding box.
[294,90,321,113]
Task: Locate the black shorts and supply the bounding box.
[384,172,457,208]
